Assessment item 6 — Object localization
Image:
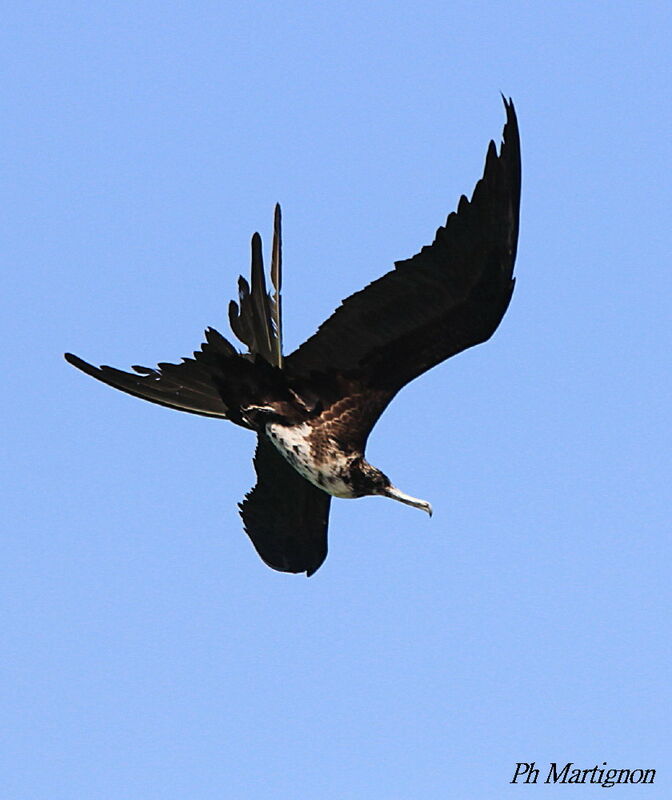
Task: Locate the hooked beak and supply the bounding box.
[383,485,433,517]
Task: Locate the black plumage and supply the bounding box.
[65,97,521,576]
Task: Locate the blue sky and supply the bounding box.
[3,1,671,797]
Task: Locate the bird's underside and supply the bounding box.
[65,97,521,576]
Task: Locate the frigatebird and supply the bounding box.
[65,97,520,576]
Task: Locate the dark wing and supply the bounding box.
[66,206,286,418]
[64,327,244,421]
[240,434,331,576]
[286,97,520,396]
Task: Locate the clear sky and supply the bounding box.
[3,1,671,798]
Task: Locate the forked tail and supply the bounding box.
[228,204,283,368]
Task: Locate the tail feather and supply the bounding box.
[228,207,283,367]
[65,206,286,421]
[270,203,283,367]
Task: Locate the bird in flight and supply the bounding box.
[66,97,521,576]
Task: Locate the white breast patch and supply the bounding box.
[265,421,357,498]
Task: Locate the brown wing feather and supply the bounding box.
[286,98,520,396]
[240,434,331,576]
[64,327,244,421]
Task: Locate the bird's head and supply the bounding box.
[353,458,433,516]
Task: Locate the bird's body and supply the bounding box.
[65,98,521,576]
[266,421,355,498]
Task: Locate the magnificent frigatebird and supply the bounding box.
[65,97,520,576]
